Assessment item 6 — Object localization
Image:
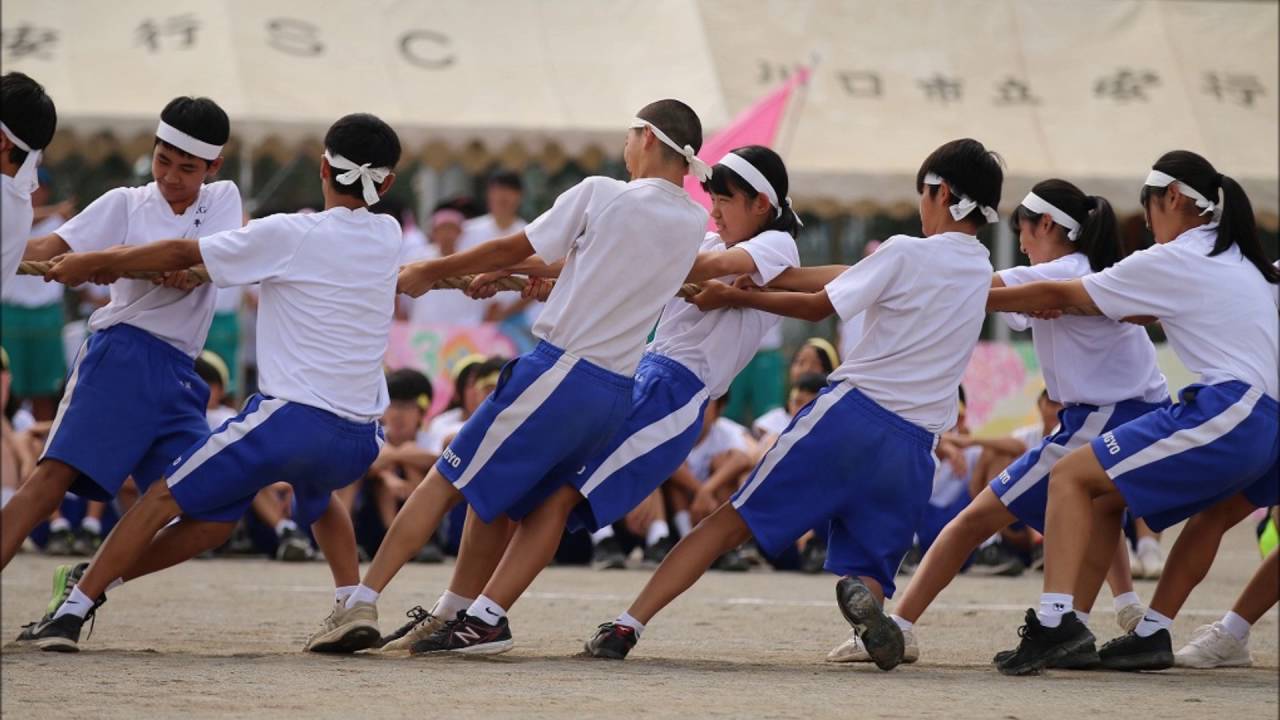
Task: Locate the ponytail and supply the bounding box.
[1008,178,1124,271]
[1146,150,1279,284]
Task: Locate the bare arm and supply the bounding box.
[399,232,536,297]
[985,278,1098,315]
[701,449,754,496]
[769,265,849,292]
[688,280,835,322]
[23,233,71,261]
[44,239,202,286]
[944,432,1029,457]
[684,248,757,284]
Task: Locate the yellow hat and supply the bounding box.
[198,350,230,388]
[803,337,839,371]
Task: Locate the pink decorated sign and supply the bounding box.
[385,322,518,417]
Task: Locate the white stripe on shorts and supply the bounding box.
[166,397,288,488]
[40,338,89,460]
[452,355,577,491]
[578,386,710,498]
[1104,386,1262,479]
[999,404,1114,506]
[732,382,851,510]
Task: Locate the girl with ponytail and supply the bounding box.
[986,154,1279,675]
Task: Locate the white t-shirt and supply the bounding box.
[206,405,238,430]
[398,236,490,327]
[420,406,464,454]
[649,231,799,397]
[999,253,1168,406]
[2,214,65,307]
[1012,423,1048,451]
[752,406,791,438]
[1083,223,1279,399]
[827,232,992,433]
[457,214,527,252]
[56,181,243,357]
[526,176,707,376]
[199,206,402,422]
[213,286,243,315]
[1,174,35,285]
[929,444,980,508]
[687,417,751,482]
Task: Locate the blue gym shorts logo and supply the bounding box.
[1102,432,1121,456]
[441,447,463,469]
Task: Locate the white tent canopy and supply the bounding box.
[3,0,1276,220]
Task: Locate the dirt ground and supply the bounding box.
[2,522,1276,719]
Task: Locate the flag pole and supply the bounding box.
[778,51,821,158]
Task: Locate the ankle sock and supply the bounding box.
[274,518,298,536]
[673,511,692,537]
[615,611,645,637]
[54,586,95,620]
[49,517,71,533]
[1037,593,1073,628]
[590,526,615,545]
[1076,610,1090,627]
[1134,608,1173,637]
[344,584,379,609]
[890,614,913,632]
[334,585,357,604]
[645,520,670,547]
[431,590,473,618]
[80,516,102,535]
[1113,591,1140,610]
[467,594,507,626]
[1220,611,1251,642]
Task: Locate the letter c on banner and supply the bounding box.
[400,29,455,69]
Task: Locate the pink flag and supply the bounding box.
[684,66,810,224]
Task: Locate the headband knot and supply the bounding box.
[324,150,391,206]
[630,118,712,182]
[923,172,999,225]
[1,122,40,196]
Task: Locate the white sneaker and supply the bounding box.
[1175,622,1252,668]
[1137,543,1165,579]
[1116,602,1146,633]
[305,600,381,654]
[826,627,919,664]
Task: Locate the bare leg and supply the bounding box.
[1073,497,1126,614]
[1149,493,1256,618]
[1,460,76,569]
[894,487,1017,623]
[116,478,140,513]
[626,502,752,624]
[119,519,235,581]
[311,494,360,588]
[479,485,582,609]
[1232,549,1279,624]
[1042,445,1118,596]
[1105,535,1137,596]
[77,482,183,599]
[360,469,462,592]
[448,508,515,599]
[251,485,287,527]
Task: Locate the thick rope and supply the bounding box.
[18,260,704,298]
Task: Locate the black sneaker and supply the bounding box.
[996,609,1095,676]
[835,576,905,671]
[712,547,750,572]
[994,639,1102,670]
[1098,630,1174,671]
[592,536,627,570]
[800,537,827,574]
[45,528,75,556]
[25,594,106,653]
[970,542,1025,577]
[410,612,513,656]
[70,528,102,557]
[583,621,638,660]
[413,541,445,564]
[16,562,90,643]
[275,528,316,562]
[642,536,674,564]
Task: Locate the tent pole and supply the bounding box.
[238,141,255,215]
[993,220,1014,343]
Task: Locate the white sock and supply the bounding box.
[1,487,14,508]
[1220,611,1251,642]
[590,526,615,545]
[106,578,124,592]
[53,586,95,619]
[1038,593,1073,628]
[615,611,645,637]
[1136,536,1160,555]
[673,511,692,537]
[1113,591,1141,610]
[49,517,71,533]
[274,518,298,536]
[645,520,670,548]
[431,590,474,618]
[1076,610,1091,627]
[1134,608,1173,637]
[334,585,357,604]
[80,516,102,535]
[890,614,913,632]
[344,584,379,609]
[467,594,507,626]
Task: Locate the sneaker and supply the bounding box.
[1174,623,1252,669]
[583,621,638,660]
[1116,603,1146,634]
[70,528,102,557]
[642,536,675,565]
[305,600,381,653]
[380,605,447,652]
[410,612,513,656]
[992,640,1100,670]
[413,541,445,564]
[712,547,750,572]
[26,594,106,653]
[996,610,1095,676]
[16,562,90,642]
[827,626,919,664]
[1137,543,1164,579]
[835,577,905,671]
[800,537,827,575]
[969,542,1025,577]
[275,528,316,562]
[592,537,627,570]
[897,546,922,576]
[1098,629,1174,670]
[45,528,75,556]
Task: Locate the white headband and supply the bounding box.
[1020,192,1082,241]
[323,150,391,206]
[1145,169,1220,219]
[1,122,41,196]
[923,172,999,225]
[155,120,223,161]
[629,118,712,182]
[717,152,803,227]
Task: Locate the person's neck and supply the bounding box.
[632,157,686,188]
[491,213,518,230]
[927,219,980,237]
[322,188,367,212]
[1039,240,1075,263]
[167,194,199,215]
[1161,216,1211,244]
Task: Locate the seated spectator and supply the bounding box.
[752,339,837,439]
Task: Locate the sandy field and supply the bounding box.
[2,522,1276,719]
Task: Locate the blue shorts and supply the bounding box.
[569,353,709,532]
[1095,382,1279,532]
[438,341,632,523]
[992,398,1170,532]
[166,394,382,525]
[731,382,935,597]
[41,324,210,501]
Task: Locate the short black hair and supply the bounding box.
[1,72,57,165]
[323,113,402,204]
[636,99,703,165]
[793,372,828,395]
[487,169,523,193]
[958,385,968,407]
[702,145,799,238]
[915,139,1004,227]
[155,96,230,165]
[387,367,433,407]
